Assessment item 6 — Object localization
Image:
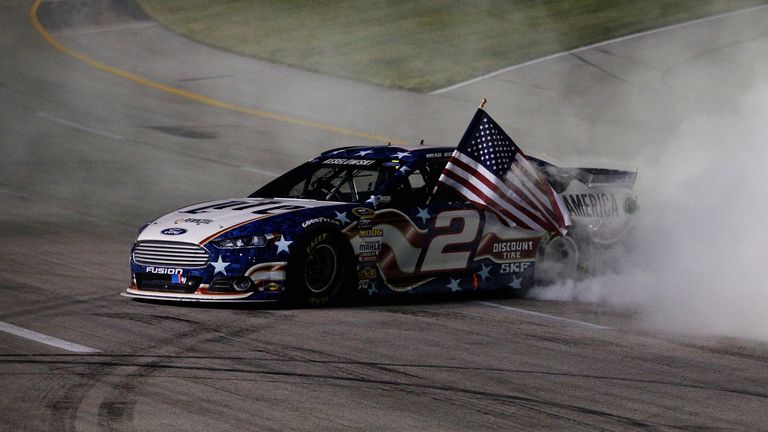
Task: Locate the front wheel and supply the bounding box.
[286,231,351,306]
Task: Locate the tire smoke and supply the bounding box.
[531,84,768,340]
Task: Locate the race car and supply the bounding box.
[124,144,637,305]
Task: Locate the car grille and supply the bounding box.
[133,241,209,268]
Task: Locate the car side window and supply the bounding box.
[352,169,378,198]
[407,169,429,203]
[425,158,465,204]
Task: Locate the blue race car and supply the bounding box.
[124,145,637,305]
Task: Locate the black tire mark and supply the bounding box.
[11,356,764,429]
[93,316,279,430]
[44,382,92,432]
[5,355,767,401]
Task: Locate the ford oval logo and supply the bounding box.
[161,228,187,236]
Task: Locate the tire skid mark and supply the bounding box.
[9,356,767,400]
[93,316,277,430]
[9,355,758,430]
[44,382,92,432]
[262,340,423,381]
[0,290,118,321]
[93,325,226,429]
[4,355,768,400]
[38,314,231,431]
[424,391,615,432]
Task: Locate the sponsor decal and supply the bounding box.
[476,234,540,263]
[563,193,619,218]
[182,200,309,215]
[174,218,213,225]
[146,267,183,275]
[323,158,375,166]
[301,217,334,228]
[352,207,375,219]
[357,218,372,231]
[358,267,378,280]
[500,262,532,273]
[306,233,328,254]
[160,228,187,236]
[360,228,383,238]
[145,267,185,283]
[360,242,382,253]
[491,240,537,261]
[359,252,378,262]
[265,282,281,292]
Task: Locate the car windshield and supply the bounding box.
[250,161,391,203]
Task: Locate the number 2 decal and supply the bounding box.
[420,210,481,273]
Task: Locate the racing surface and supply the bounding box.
[2,0,768,430]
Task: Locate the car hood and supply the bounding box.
[138,197,344,245]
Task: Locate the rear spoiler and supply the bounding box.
[568,167,637,188]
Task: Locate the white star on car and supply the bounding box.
[398,166,411,175]
[416,207,430,224]
[210,256,230,276]
[275,236,293,254]
[355,150,373,157]
[508,276,523,289]
[447,278,461,292]
[334,211,350,225]
[394,151,411,159]
[367,282,378,295]
[478,264,492,281]
[366,195,380,206]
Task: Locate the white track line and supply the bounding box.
[475,301,610,330]
[36,112,125,141]
[431,4,768,94]
[0,321,101,353]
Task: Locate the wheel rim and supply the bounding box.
[537,236,579,282]
[304,244,338,294]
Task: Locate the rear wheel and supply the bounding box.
[286,230,350,306]
[535,235,580,285]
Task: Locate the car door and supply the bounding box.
[372,160,485,291]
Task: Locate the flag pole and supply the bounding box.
[479,98,487,109]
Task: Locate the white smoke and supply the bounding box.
[531,84,768,340]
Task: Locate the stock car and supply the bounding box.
[124,145,638,305]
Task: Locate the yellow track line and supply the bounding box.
[28,0,404,145]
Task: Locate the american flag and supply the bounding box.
[435,109,570,235]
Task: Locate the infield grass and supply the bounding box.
[136,0,768,92]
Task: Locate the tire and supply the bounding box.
[534,235,580,285]
[286,230,351,306]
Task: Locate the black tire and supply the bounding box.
[286,230,352,307]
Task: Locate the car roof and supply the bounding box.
[317,145,455,162]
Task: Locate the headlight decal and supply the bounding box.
[212,233,274,249]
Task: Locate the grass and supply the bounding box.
[136,0,768,93]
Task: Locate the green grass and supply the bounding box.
[136,0,768,92]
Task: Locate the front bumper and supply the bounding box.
[123,283,277,302]
[128,250,288,302]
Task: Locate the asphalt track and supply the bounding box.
[2,0,768,430]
